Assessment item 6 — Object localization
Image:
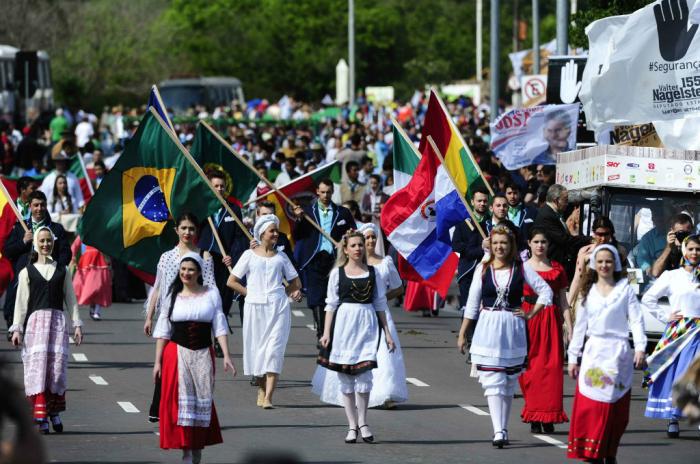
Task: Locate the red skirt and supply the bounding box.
[567,387,630,460]
[159,342,223,450]
[519,303,568,424]
[403,281,436,312]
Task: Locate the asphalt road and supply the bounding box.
[1,299,697,463]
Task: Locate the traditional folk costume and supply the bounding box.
[147,247,216,422]
[519,260,569,426]
[231,215,299,378]
[152,255,228,451]
[313,265,389,400]
[312,253,408,407]
[465,261,552,444]
[567,245,646,461]
[642,264,700,426]
[10,227,82,432]
[71,235,112,319]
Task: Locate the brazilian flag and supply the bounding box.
[80,111,220,273]
[190,124,259,206]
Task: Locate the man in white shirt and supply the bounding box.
[74,116,94,148]
[39,141,85,209]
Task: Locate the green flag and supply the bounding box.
[392,122,421,190]
[190,124,259,206]
[80,111,220,273]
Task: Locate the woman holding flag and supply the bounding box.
[457,225,552,448]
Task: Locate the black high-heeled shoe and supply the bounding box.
[492,431,505,449]
[345,428,358,444]
[359,424,374,443]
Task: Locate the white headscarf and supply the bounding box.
[33,226,55,256]
[179,251,204,270]
[253,214,280,242]
[588,244,622,272]
[358,222,378,237]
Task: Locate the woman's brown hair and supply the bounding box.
[580,248,627,304]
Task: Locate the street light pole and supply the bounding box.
[533,0,540,74]
[348,0,355,105]
[477,0,483,81]
[556,0,569,55]
[490,0,500,117]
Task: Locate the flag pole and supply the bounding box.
[242,161,340,208]
[151,85,174,131]
[430,88,495,196]
[200,121,339,248]
[148,107,254,241]
[0,180,30,233]
[427,135,486,239]
[207,217,233,272]
[75,152,95,196]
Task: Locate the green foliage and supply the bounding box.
[570,0,651,48]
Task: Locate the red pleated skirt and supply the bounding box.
[403,281,436,312]
[567,387,630,460]
[159,342,223,450]
[519,303,569,424]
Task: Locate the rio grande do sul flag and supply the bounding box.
[69,153,94,202]
[80,109,221,274]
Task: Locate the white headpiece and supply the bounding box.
[588,244,622,272]
[253,214,279,242]
[358,222,378,237]
[179,251,204,270]
[33,226,56,255]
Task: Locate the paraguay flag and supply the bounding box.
[381,140,466,297]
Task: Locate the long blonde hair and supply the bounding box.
[335,230,367,267]
[481,224,518,277]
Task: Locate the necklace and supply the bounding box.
[491,264,514,309]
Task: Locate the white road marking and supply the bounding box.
[533,434,567,449]
[72,353,88,362]
[459,404,490,416]
[117,402,140,413]
[292,310,305,317]
[406,377,430,387]
[305,324,316,331]
[89,375,108,385]
[69,336,75,344]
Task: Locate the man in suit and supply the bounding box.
[533,184,589,280]
[292,178,356,339]
[3,190,72,330]
[198,170,248,323]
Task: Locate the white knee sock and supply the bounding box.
[501,394,512,432]
[341,393,358,429]
[355,392,370,427]
[487,395,503,434]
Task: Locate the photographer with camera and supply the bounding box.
[648,213,694,278]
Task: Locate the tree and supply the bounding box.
[569,0,650,48]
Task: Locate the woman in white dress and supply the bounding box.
[457,225,553,448]
[144,212,216,422]
[642,234,700,438]
[567,244,646,462]
[228,214,301,409]
[10,226,83,434]
[153,252,236,464]
[312,223,407,409]
[315,230,396,443]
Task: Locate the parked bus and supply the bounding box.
[159,77,244,114]
[0,45,53,122]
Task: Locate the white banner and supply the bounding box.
[581,0,700,126]
[490,104,580,170]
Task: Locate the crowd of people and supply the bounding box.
[0,91,698,464]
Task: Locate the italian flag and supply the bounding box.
[392,120,421,190]
[69,154,95,203]
[246,161,342,243]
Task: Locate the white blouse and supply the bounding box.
[152,286,228,339]
[568,280,647,359]
[464,262,553,319]
[641,267,700,321]
[373,256,402,291]
[11,260,82,333]
[147,247,216,314]
[231,249,298,304]
[324,266,389,313]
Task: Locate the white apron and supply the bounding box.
[578,335,633,403]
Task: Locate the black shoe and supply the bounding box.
[431,308,439,317]
[345,428,358,444]
[542,422,555,434]
[359,424,374,443]
[667,420,680,438]
[37,420,49,434]
[148,415,159,423]
[530,422,543,434]
[492,431,505,449]
[49,415,63,433]
[421,310,431,317]
[502,429,509,445]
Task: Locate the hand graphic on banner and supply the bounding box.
[654,0,698,62]
[559,60,582,104]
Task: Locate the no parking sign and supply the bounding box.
[520,74,547,107]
